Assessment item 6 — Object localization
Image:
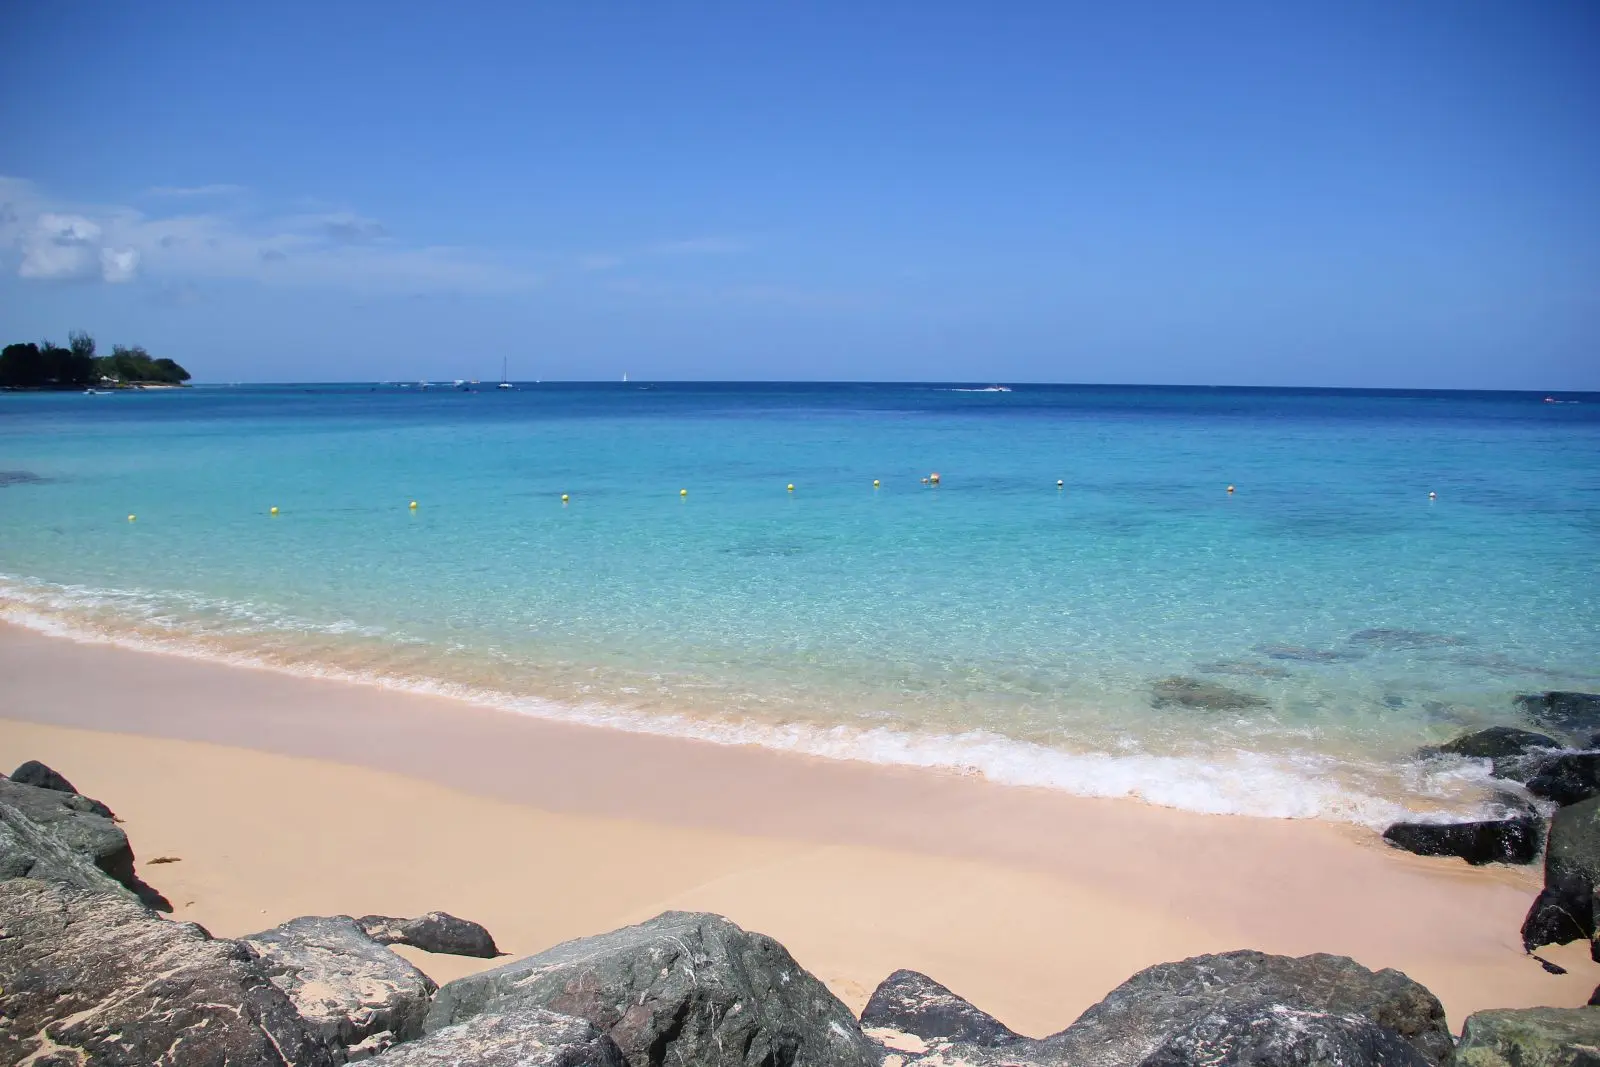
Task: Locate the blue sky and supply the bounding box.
[1,2,1595,387]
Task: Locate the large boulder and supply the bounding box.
[1151,677,1268,711]
[1138,1005,1434,1067]
[1522,797,1600,950]
[861,968,1023,1048]
[1434,727,1562,761]
[0,788,133,898]
[10,758,116,817]
[1495,752,1600,808]
[1037,951,1452,1067]
[372,1005,625,1066]
[1381,810,1544,867]
[1518,694,1600,743]
[242,914,437,1061]
[0,878,331,1067]
[358,910,500,958]
[0,776,170,909]
[425,910,878,1067]
[1455,1006,1600,1067]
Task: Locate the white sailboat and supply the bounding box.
[498,357,513,389]
[622,371,629,383]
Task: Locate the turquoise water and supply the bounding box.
[3,383,1597,823]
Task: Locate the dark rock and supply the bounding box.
[0,787,133,897]
[10,758,117,818]
[425,910,878,1067]
[861,968,1022,1048]
[1533,954,1569,975]
[0,878,331,1067]
[1433,727,1562,761]
[1151,677,1269,711]
[0,776,170,909]
[1455,1006,1600,1067]
[243,914,438,1061]
[1495,752,1600,808]
[1138,1005,1432,1067]
[1381,811,1544,867]
[372,1005,626,1066]
[1518,693,1600,741]
[1522,796,1600,949]
[0,469,47,487]
[1038,950,1453,1067]
[358,910,500,958]
[1590,986,1599,1008]
[1348,629,1468,650]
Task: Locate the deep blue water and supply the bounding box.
[3,382,1597,823]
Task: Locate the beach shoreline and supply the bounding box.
[0,621,1591,1034]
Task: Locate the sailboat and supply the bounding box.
[623,371,629,383]
[498,357,513,389]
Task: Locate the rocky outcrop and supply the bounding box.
[1522,796,1600,950]
[373,1005,626,1066]
[0,786,134,897]
[243,914,438,1061]
[0,878,331,1067]
[1138,1005,1433,1067]
[0,775,170,909]
[1518,693,1600,743]
[426,910,878,1067]
[1038,950,1452,1067]
[1495,752,1600,808]
[1455,1006,1600,1067]
[10,758,116,817]
[1151,677,1268,711]
[1381,808,1544,866]
[861,968,1023,1048]
[1433,727,1562,761]
[358,910,500,958]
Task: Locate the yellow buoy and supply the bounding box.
[561,494,569,503]
[873,479,880,488]
[127,514,136,523]
[409,500,418,509]
[787,483,795,492]
[270,506,279,515]
[680,488,688,497]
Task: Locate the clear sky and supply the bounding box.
[2,2,1596,387]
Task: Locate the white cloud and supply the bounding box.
[101,247,140,283]
[0,176,538,294]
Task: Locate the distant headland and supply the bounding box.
[0,331,191,390]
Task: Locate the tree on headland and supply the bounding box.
[0,333,190,389]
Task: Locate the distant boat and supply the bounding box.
[498,357,513,389]
[623,372,629,383]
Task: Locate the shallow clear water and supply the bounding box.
[3,383,1597,823]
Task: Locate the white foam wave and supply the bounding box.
[0,576,1509,829]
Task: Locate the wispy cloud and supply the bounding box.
[145,183,248,198]
[575,235,748,273]
[0,176,538,294]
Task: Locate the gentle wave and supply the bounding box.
[0,575,1514,829]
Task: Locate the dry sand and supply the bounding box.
[0,622,1592,1036]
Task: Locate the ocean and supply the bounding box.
[2,382,1597,825]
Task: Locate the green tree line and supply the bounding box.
[0,332,191,389]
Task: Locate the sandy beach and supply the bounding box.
[0,621,1591,1036]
